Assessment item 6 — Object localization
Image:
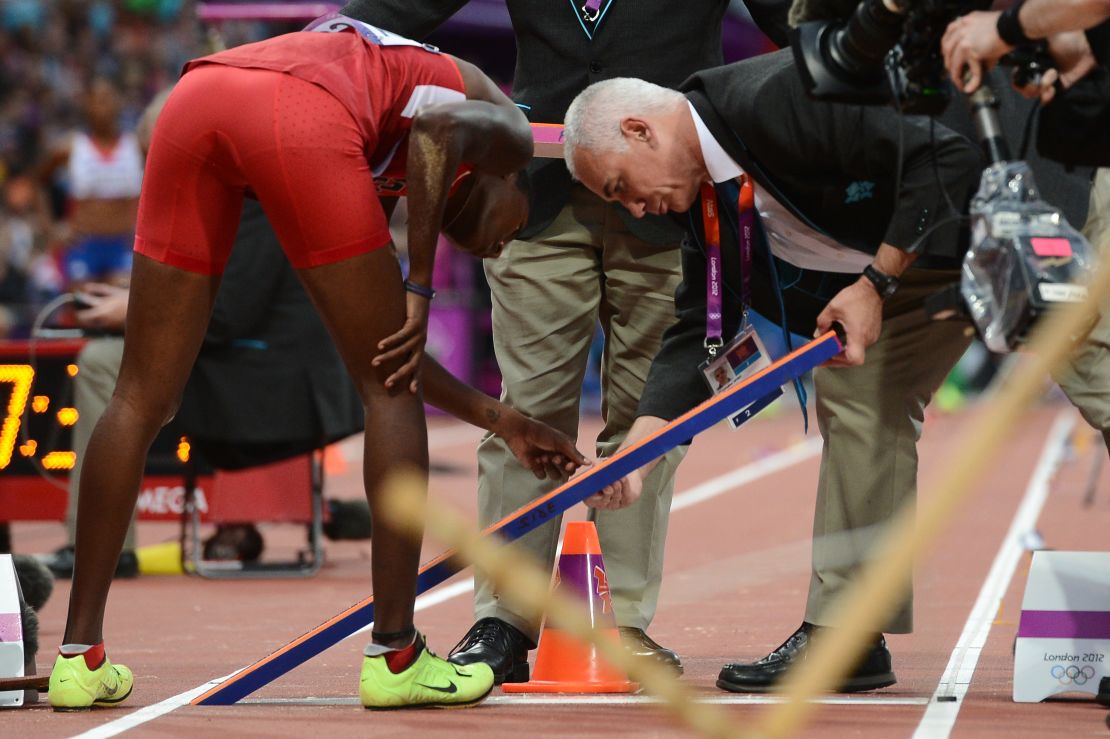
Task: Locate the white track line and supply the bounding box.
[69,671,240,739]
[491,694,928,706]
[78,435,820,736]
[912,409,1077,739]
[671,436,822,512]
[242,694,929,707]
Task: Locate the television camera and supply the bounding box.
[790,0,1097,353]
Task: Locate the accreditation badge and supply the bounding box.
[698,325,780,430]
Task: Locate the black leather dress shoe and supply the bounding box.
[448,617,534,685]
[42,546,139,580]
[717,622,896,693]
[618,627,683,674]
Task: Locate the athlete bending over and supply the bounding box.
[50,17,587,712]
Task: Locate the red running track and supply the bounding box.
[6,399,1110,737]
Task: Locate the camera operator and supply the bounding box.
[942,0,1110,96]
[941,4,1110,453]
[792,0,1108,452]
[943,2,1110,169]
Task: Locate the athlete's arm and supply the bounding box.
[421,355,590,480]
[375,57,531,393]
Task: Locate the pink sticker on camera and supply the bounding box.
[1030,237,1072,257]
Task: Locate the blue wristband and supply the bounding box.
[403,279,436,300]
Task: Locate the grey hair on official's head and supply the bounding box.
[563,78,686,179]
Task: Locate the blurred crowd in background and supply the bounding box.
[0,1,308,337]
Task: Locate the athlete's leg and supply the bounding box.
[295,253,426,641]
[64,255,221,644]
[239,71,424,643]
[62,66,246,645]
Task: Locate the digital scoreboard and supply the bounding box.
[0,340,210,522]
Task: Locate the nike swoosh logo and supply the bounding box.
[415,681,458,694]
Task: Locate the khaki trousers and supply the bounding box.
[806,170,1110,634]
[475,185,687,640]
[805,270,972,634]
[66,337,136,550]
[1053,168,1110,447]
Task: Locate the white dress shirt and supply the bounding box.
[687,101,872,274]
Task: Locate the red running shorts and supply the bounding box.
[135,64,391,275]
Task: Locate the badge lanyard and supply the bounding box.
[699,175,755,357]
[700,175,810,431]
[582,0,602,21]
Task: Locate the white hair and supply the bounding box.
[563,78,686,179]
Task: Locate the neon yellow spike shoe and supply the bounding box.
[49,649,134,711]
[360,633,494,709]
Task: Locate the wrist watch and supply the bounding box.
[996,3,1034,47]
[862,264,899,300]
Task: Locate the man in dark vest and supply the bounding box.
[340,0,793,681]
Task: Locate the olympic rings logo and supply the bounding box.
[1049,664,1096,686]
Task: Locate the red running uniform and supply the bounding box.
[135,19,465,274]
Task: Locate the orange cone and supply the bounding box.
[502,521,637,693]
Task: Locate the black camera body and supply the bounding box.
[792,0,990,114]
[959,161,1095,352]
[791,0,1097,353]
[919,160,1094,352]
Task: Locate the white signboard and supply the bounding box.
[1014,551,1110,703]
[0,554,25,708]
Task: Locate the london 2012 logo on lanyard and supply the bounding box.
[572,0,614,38]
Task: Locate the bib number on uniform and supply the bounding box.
[304,13,440,52]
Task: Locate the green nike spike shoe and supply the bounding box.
[49,652,134,711]
[360,633,495,709]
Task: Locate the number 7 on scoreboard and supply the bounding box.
[0,365,34,469]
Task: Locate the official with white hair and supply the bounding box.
[565,50,983,693]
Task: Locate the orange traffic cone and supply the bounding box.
[502,521,637,693]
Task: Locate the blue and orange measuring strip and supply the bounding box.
[193,330,842,705]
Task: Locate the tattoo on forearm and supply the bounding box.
[485,407,500,426]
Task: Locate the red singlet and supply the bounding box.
[135,28,465,274]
